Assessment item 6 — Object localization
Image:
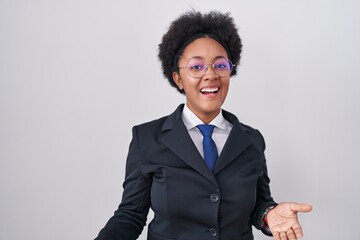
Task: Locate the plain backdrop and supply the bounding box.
[1,0,359,239]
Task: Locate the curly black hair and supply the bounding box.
[158,10,242,94]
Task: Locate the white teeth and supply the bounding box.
[200,87,219,93]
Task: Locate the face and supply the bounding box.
[172,37,231,123]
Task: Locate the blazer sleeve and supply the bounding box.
[250,129,278,236]
[95,126,152,240]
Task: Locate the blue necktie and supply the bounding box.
[197,124,218,171]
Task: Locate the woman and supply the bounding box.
[96,11,312,240]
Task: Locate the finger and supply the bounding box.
[272,231,281,240]
[286,228,297,240]
[292,223,304,238]
[289,202,313,213]
[280,231,288,240]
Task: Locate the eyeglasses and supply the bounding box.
[178,58,235,79]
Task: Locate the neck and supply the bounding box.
[195,110,221,124]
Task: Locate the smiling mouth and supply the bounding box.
[200,87,219,95]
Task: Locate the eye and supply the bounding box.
[214,61,230,70]
[189,64,205,71]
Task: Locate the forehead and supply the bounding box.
[180,37,228,61]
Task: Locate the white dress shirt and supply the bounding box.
[181,104,233,158]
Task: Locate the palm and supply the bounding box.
[267,202,312,240]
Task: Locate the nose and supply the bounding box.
[203,64,219,80]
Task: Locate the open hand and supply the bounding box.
[267,202,312,240]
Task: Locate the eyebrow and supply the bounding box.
[187,55,227,61]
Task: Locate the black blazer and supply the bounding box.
[96,104,276,240]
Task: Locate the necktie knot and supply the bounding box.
[197,124,215,137]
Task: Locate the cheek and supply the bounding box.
[182,78,199,92]
[221,79,230,92]
[224,84,230,94]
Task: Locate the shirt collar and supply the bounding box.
[181,104,228,131]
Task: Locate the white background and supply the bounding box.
[1,0,359,239]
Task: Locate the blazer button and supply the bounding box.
[210,193,219,202]
[209,228,218,237]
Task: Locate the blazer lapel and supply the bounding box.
[160,105,217,184]
[213,111,252,175]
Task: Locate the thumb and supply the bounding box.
[289,202,313,213]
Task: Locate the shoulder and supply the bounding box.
[222,108,258,132]
[222,108,266,148]
[134,115,168,133]
[132,104,184,135]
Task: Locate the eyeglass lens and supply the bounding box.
[186,58,233,78]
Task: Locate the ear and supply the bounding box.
[172,71,184,90]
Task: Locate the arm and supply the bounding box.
[249,158,278,236]
[250,130,278,236]
[95,126,152,240]
[251,130,313,239]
